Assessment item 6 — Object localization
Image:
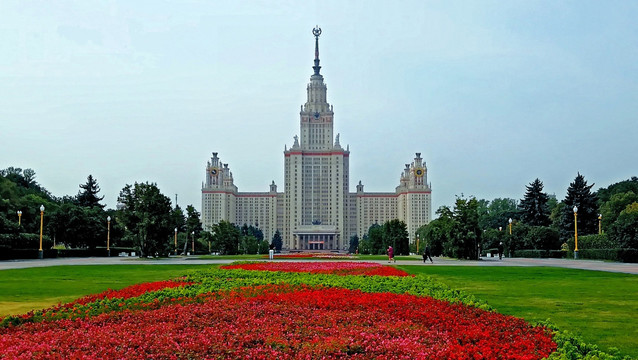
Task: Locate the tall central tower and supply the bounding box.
[283,26,350,251]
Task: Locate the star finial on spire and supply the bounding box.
[312,26,322,76]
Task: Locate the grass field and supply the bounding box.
[0,264,213,317]
[402,265,638,358]
[1,263,636,358]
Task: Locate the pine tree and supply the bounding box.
[519,178,550,226]
[271,230,283,251]
[560,173,599,238]
[77,175,105,208]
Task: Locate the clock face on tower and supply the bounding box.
[210,168,219,176]
[414,168,424,177]
[314,112,320,119]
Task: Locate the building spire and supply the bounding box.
[312,26,322,76]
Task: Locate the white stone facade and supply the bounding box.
[201,29,431,250]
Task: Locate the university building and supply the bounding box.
[201,27,432,251]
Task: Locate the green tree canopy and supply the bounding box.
[599,191,638,230]
[210,220,240,255]
[117,182,173,257]
[348,234,359,254]
[185,205,202,236]
[519,178,550,226]
[596,177,638,206]
[384,219,409,256]
[366,223,384,255]
[451,196,481,259]
[477,198,519,230]
[76,175,105,209]
[558,173,599,239]
[608,203,638,249]
[271,230,283,251]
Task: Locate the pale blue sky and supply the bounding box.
[1,1,636,215]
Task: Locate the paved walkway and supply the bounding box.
[1,256,637,274]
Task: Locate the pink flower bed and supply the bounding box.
[221,261,411,277]
[0,285,555,359]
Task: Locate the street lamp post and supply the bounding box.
[174,228,178,255]
[17,210,22,226]
[573,206,579,259]
[38,205,45,259]
[508,218,513,258]
[106,216,111,257]
[416,234,420,254]
[191,231,195,254]
[598,214,602,235]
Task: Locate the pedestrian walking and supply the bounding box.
[498,242,504,260]
[423,244,433,263]
[387,246,395,263]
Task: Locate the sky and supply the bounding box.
[1,1,637,216]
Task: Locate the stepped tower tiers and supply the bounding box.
[201,27,432,252]
[283,26,349,251]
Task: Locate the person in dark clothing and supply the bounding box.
[423,244,433,263]
[498,242,504,260]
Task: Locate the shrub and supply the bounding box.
[524,226,561,251]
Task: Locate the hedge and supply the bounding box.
[0,246,137,260]
[512,249,567,259]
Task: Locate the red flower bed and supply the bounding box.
[0,285,555,359]
[222,261,411,277]
[0,280,194,326]
[265,253,353,259]
[73,280,194,305]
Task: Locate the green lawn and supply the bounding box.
[400,265,638,358]
[0,264,213,317]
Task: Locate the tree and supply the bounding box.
[258,240,270,254]
[450,196,481,259]
[240,224,264,242]
[358,234,371,255]
[482,228,505,251]
[211,220,240,255]
[48,201,104,249]
[477,198,519,230]
[608,203,638,249]
[523,226,560,251]
[599,191,638,230]
[240,235,259,254]
[519,178,550,226]
[421,208,453,257]
[348,234,359,254]
[77,175,105,209]
[117,182,173,257]
[271,230,283,251]
[185,205,202,236]
[596,177,638,206]
[367,224,384,255]
[384,219,409,255]
[558,173,599,239]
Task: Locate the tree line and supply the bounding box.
[2,167,636,261]
[417,174,638,261]
[0,167,285,258]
